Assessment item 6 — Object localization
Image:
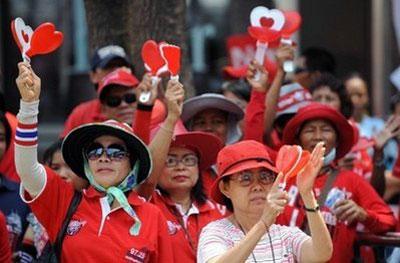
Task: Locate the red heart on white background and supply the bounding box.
[250,6,285,31]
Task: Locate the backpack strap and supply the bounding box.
[54,191,83,260]
[304,168,339,234]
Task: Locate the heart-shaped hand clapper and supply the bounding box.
[250,6,285,31]
[11,17,63,62]
[276,145,310,182]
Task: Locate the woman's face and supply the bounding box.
[312,86,341,111]
[191,109,228,144]
[87,135,131,188]
[159,147,199,194]
[298,119,337,154]
[50,150,88,190]
[0,122,6,161]
[345,77,368,111]
[220,167,275,215]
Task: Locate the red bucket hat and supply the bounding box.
[152,120,223,171]
[210,140,278,205]
[282,103,354,159]
[97,68,139,100]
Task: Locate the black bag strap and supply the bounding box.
[304,167,339,234]
[54,190,82,260]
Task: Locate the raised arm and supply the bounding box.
[296,142,333,262]
[137,79,184,199]
[206,172,289,263]
[263,45,294,144]
[14,62,46,197]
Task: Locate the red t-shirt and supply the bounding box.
[0,112,19,182]
[276,169,396,263]
[22,167,173,262]
[0,211,12,263]
[150,190,226,263]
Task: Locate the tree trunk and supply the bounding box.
[84,0,194,97]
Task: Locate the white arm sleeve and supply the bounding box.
[15,100,46,197]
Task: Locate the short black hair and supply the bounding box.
[310,73,353,118]
[222,80,251,102]
[42,138,63,165]
[302,47,336,74]
[390,92,400,112]
[221,177,234,212]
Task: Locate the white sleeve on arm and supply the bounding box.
[197,221,232,263]
[14,100,46,197]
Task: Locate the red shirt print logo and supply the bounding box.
[125,247,149,263]
[166,220,181,235]
[66,219,86,236]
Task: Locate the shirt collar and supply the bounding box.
[83,186,145,206]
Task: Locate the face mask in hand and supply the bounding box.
[323,148,336,166]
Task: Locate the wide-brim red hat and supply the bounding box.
[282,103,354,159]
[210,140,278,205]
[152,120,223,171]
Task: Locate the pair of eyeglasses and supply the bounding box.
[85,143,130,161]
[165,154,198,168]
[229,170,276,187]
[104,93,136,108]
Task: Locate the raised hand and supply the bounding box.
[276,44,295,70]
[136,73,158,105]
[164,79,184,122]
[374,116,400,151]
[296,142,326,195]
[246,60,269,93]
[334,199,367,225]
[15,62,41,102]
[260,172,289,229]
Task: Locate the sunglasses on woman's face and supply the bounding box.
[85,143,130,161]
[104,93,137,108]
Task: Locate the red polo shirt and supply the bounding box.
[150,190,226,263]
[276,169,396,263]
[22,167,173,262]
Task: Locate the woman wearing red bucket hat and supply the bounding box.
[146,121,226,263]
[277,102,396,262]
[198,140,333,262]
[14,62,174,262]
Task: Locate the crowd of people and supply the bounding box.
[1,40,400,263]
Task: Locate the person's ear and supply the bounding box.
[219,180,231,199]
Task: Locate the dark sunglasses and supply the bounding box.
[104,93,136,108]
[85,143,130,161]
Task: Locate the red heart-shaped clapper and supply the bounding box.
[160,44,181,76]
[276,145,301,175]
[141,40,166,75]
[26,23,63,57]
[276,145,311,180]
[247,26,281,43]
[281,11,302,38]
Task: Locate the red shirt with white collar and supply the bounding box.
[150,190,226,263]
[21,167,173,263]
[276,168,396,263]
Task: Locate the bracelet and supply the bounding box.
[303,205,320,212]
